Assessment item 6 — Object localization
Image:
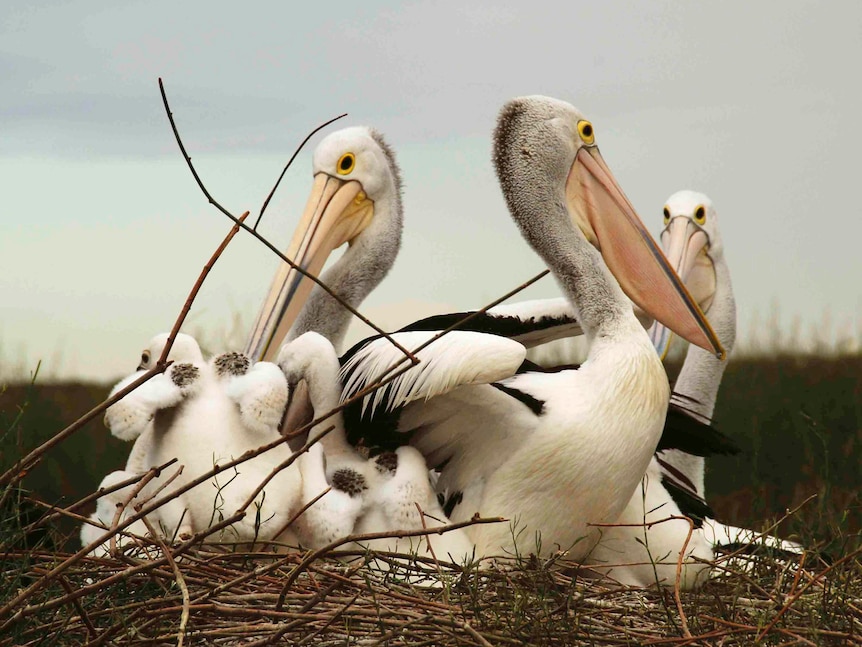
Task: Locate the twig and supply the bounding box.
[140,516,190,647]
[108,462,164,555]
[459,619,494,647]
[672,515,695,639]
[414,502,443,581]
[0,368,167,487]
[331,268,551,420]
[157,210,249,366]
[755,545,862,641]
[712,494,817,565]
[55,575,98,640]
[275,515,505,610]
[295,592,362,646]
[234,425,334,516]
[255,114,348,230]
[1,513,243,631]
[23,458,178,531]
[268,485,332,545]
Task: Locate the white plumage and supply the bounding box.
[352,445,475,565]
[104,332,204,442]
[100,333,300,548]
[340,330,526,418]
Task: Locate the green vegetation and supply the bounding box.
[708,355,861,551]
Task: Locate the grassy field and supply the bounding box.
[1,354,860,645]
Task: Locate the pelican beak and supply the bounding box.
[245,173,374,361]
[565,147,725,359]
[649,218,716,359]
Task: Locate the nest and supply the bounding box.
[2,519,861,647]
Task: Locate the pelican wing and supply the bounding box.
[400,297,654,349]
[340,330,526,418]
[660,474,714,526]
[399,298,582,348]
[655,401,740,457]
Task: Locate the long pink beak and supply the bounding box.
[566,147,724,359]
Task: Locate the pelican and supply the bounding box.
[336,97,724,561]
[103,333,300,547]
[245,126,403,362]
[652,193,803,559]
[279,332,475,563]
[587,190,737,588]
[395,190,796,580]
[104,333,206,443]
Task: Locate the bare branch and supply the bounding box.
[256,113,348,231]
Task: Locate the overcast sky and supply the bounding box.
[2,1,861,381]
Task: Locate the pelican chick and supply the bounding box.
[104,332,205,442]
[352,445,476,566]
[212,351,288,436]
[107,333,301,548]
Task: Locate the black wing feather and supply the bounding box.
[656,403,740,456]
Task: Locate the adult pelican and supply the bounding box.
[245,126,403,363]
[652,193,802,560]
[337,96,724,560]
[587,190,738,588]
[279,332,475,563]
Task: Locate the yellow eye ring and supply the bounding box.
[577,120,595,145]
[694,205,706,225]
[336,152,356,175]
[663,206,670,225]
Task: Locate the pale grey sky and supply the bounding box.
[2,1,861,381]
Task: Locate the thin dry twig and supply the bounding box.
[0,368,168,488]
[139,516,190,647]
[276,515,506,610]
[255,114,348,230]
[25,457,179,531]
[55,574,98,641]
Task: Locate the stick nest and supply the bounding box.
[2,527,860,646]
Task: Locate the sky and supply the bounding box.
[2,1,861,381]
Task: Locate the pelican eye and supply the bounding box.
[577,120,595,145]
[694,205,706,225]
[337,152,356,175]
[663,206,670,225]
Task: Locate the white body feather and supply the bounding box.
[103,333,301,547]
[341,330,526,418]
[139,361,300,545]
[282,333,475,564]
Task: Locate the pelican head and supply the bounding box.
[650,190,727,358]
[246,126,403,361]
[137,332,203,370]
[493,96,724,358]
